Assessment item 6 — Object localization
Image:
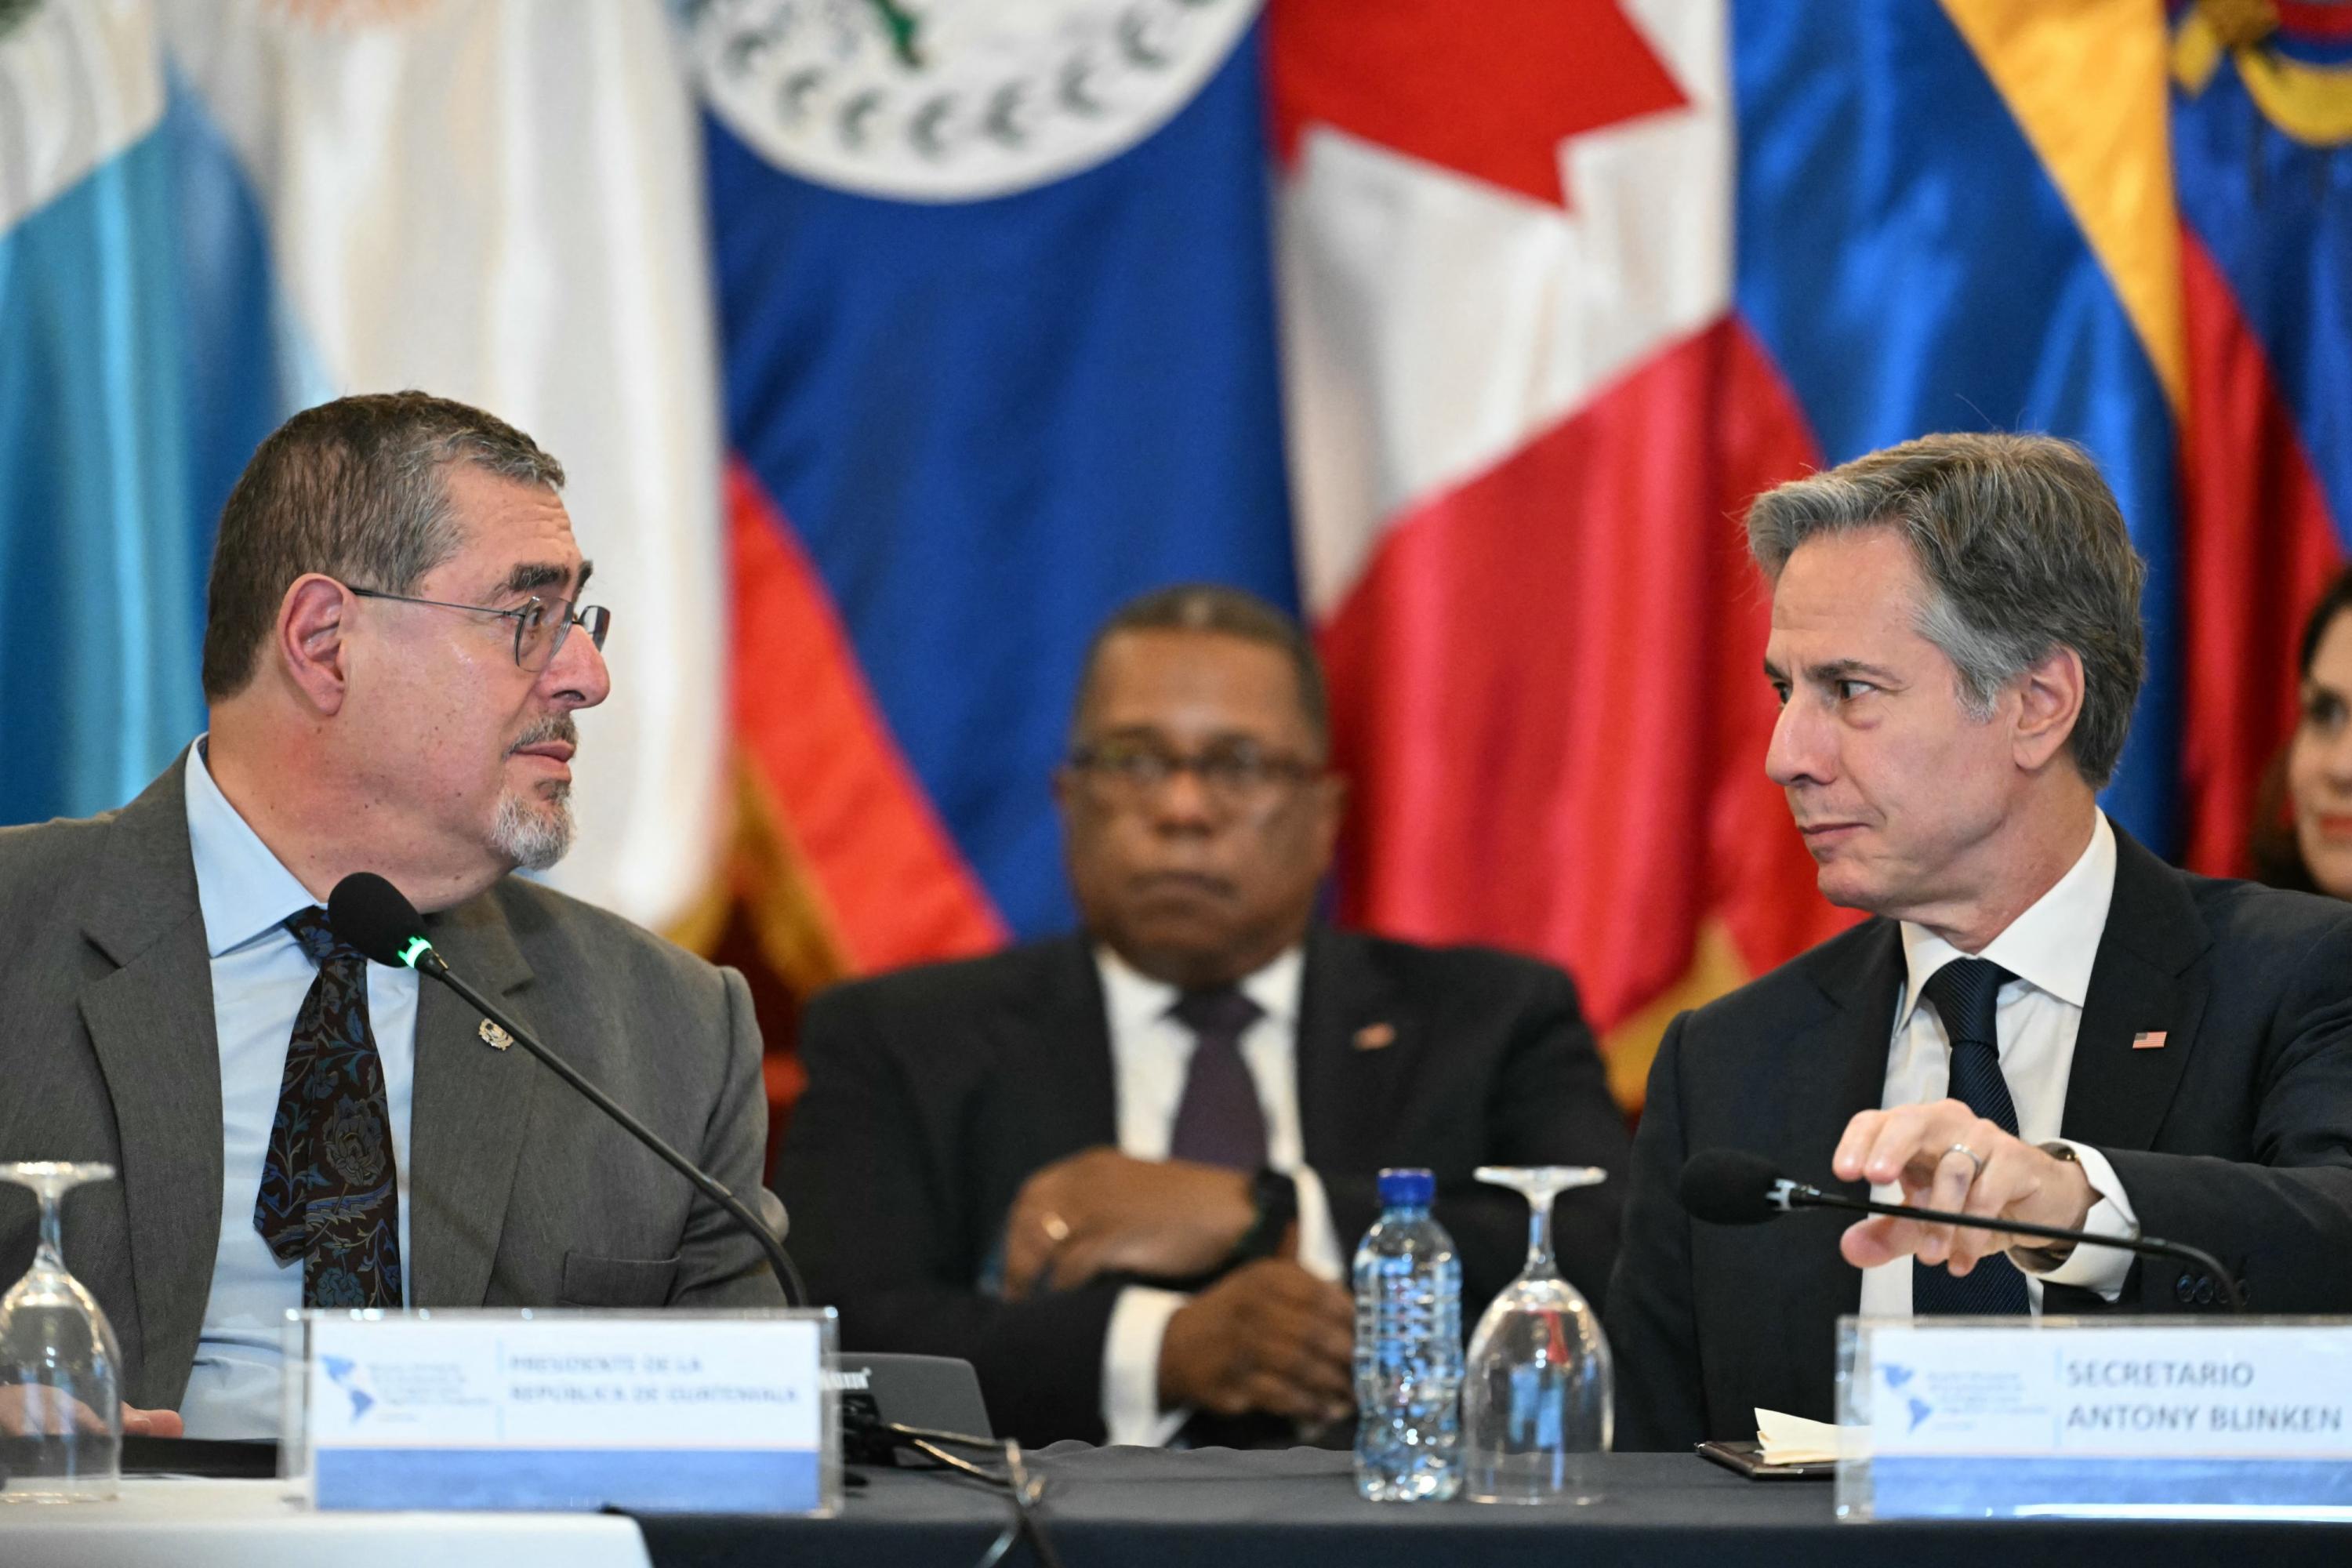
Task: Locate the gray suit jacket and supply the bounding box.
[0,756,782,1410]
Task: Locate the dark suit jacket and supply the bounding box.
[775,927,1630,1446]
[1606,826,2352,1451]
[0,757,782,1413]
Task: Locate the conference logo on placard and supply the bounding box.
[686,0,1261,201]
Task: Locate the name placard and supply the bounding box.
[1837,1316,2352,1521]
[294,1308,837,1514]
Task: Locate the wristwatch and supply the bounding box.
[2010,1142,2083,1272]
[1229,1168,1299,1265]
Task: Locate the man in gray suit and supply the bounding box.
[0,392,780,1439]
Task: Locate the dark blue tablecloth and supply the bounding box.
[634,1445,2352,1568]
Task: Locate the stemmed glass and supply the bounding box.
[1461,1164,1613,1504]
[1,1162,125,1503]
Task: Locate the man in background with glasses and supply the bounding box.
[0,391,782,1440]
[776,585,1628,1448]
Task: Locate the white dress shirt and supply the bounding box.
[1859,810,2139,1316]
[1094,946,1346,1446]
[177,741,419,1437]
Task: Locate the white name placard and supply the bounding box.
[1838,1316,2352,1520]
[296,1308,837,1514]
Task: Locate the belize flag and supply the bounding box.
[691,1,1297,985]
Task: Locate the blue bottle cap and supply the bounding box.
[1377,1167,1436,1207]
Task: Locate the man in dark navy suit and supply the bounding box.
[778,586,1629,1447]
[1607,433,2352,1451]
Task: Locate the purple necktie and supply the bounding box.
[1167,987,1268,1172]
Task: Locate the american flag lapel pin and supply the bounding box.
[1352,1022,1397,1052]
[2132,1030,2167,1051]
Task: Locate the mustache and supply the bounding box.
[506,714,579,755]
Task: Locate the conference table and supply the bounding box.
[9,1447,2350,1566]
[641,1446,2352,1567]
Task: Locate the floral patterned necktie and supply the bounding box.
[254,907,405,1308]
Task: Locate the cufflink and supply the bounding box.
[478,1019,514,1051]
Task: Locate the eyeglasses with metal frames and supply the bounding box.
[347,585,611,671]
[1065,738,1322,808]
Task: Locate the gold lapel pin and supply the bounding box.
[2132,1030,2167,1051]
[478,1019,514,1051]
[1352,1022,1397,1052]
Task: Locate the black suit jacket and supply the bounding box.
[775,926,1630,1446]
[1606,827,2352,1452]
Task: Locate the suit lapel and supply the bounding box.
[405,889,542,1305]
[993,937,1117,1166]
[1296,927,1411,1172]
[2060,828,2210,1152]
[1777,920,1907,1322]
[77,759,224,1403]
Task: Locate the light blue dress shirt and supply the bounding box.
[177,742,417,1438]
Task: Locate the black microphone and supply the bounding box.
[329,872,808,1306]
[1678,1147,2245,1310]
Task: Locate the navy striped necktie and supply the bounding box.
[1912,956,2028,1316]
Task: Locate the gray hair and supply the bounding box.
[1744,431,2147,786]
[202,390,564,699]
[1075,583,1328,753]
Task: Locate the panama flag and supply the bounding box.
[2,0,726,935]
[1274,0,2201,1099]
[693,2,1296,988]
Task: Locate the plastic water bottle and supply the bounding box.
[1353,1167,1463,1502]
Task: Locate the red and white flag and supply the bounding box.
[1271,0,1849,1098]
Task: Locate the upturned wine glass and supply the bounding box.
[0,1162,125,1503]
[1461,1164,1613,1504]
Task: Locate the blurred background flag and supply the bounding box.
[0,0,211,829]
[1271,0,1846,1103]
[159,0,729,935]
[2171,0,2352,874]
[1,0,728,935]
[691,0,1297,987]
[1269,0,2351,1098]
[7,0,2350,1114]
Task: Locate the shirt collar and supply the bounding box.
[1896,809,2117,1027]
[184,737,323,958]
[1097,942,1305,1036]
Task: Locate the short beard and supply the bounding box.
[491,787,573,872]
[492,713,579,872]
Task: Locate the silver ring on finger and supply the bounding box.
[1945,1142,1985,1179]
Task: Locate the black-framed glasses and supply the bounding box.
[1065,738,1322,810]
[347,586,611,671]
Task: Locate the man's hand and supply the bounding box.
[0,1387,182,1437]
[1157,1258,1354,1424]
[123,1404,183,1437]
[1832,1099,2096,1275]
[1001,1147,1256,1299]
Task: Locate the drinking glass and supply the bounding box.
[1461,1164,1613,1504]
[0,1162,124,1503]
